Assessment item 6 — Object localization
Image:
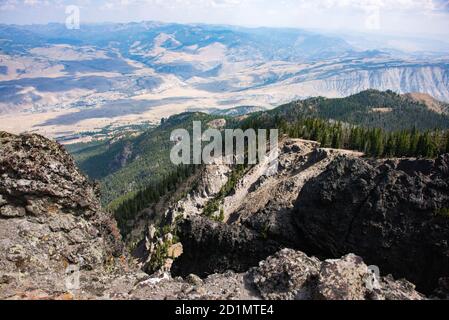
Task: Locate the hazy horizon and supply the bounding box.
[1,0,449,39]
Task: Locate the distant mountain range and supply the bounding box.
[0,21,449,137]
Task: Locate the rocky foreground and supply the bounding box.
[1,132,448,300]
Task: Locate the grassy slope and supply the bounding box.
[70,112,219,205]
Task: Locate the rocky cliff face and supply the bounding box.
[166,139,364,276]
[304,65,449,103]
[293,155,449,293]
[171,216,282,277]
[151,138,449,297]
[0,132,446,300]
[0,132,125,298]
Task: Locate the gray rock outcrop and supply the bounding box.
[293,155,449,293]
[0,132,124,298]
[171,216,281,277]
[249,249,424,300]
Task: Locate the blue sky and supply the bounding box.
[1,0,449,38]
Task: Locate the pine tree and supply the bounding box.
[409,128,420,157]
[368,129,384,156]
[445,133,449,154]
[416,134,427,157]
[320,131,330,147]
[384,135,395,157]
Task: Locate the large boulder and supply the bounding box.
[249,249,321,300]
[293,155,449,293]
[249,249,424,300]
[0,132,124,298]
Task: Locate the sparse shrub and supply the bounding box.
[435,208,449,218]
[162,224,172,235]
[211,208,225,222]
[202,164,249,220]
[219,208,225,222]
[203,199,221,217]
[261,223,270,240]
[147,240,171,273]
